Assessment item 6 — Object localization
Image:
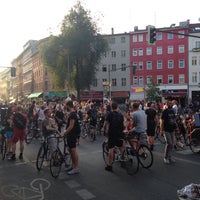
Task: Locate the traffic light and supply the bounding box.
[148,25,156,44]
[11,67,16,77]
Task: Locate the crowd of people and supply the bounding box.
[0,97,200,175]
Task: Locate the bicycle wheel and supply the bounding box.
[1,137,6,160]
[125,148,139,175]
[64,152,72,170]
[138,144,153,169]
[102,141,109,165]
[80,126,87,139]
[36,145,45,171]
[88,128,95,142]
[50,150,62,178]
[190,138,200,153]
[26,129,34,144]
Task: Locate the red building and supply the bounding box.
[129,23,189,106]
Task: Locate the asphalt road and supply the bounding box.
[0,134,199,200]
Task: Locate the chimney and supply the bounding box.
[111,28,114,35]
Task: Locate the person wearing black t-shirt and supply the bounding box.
[160,100,176,164]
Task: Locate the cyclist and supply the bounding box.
[42,108,60,156]
[64,100,80,175]
[103,102,124,172]
[129,102,147,145]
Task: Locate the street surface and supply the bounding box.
[0,134,199,200]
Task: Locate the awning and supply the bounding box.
[47,91,67,98]
[111,91,129,98]
[28,92,43,98]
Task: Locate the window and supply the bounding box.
[179,45,185,53]
[109,37,115,44]
[179,59,185,68]
[168,60,174,69]
[133,35,137,42]
[196,41,200,48]
[102,65,107,72]
[121,37,126,43]
[133,77,138,85]
[121,64,126,71]
[146,47,152,55]
[146,76,152,85]
[168,46,174,54]
[121,50,126,57]
[111,64,116,71]
[138,62,143,70]
[178,31,185,39]
[121,78,126,86]
[192,56,197,65]
[138,34,143,42]
[111,51,116,57]
[179,74,185,84]
[157,32,162,40]
[157,60,163,69]
[139,76,143,85]
[146,61,152,70]
[133,49,137,56]
[192,72,197,83]
[112,78,117,86]
[157,46,162,55]
[168,33,174,39]
[168,75,174,84]
[92,79,97,87]
[157,75,163,84]
[138,48,143,56]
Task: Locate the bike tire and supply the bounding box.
[138,144,153,169]
[88,129,95,142]
[190,138,200,153]
[36,145,45,171]
[102,141,109,165]
[125,148,139,175]
[50,150,62,178]
[26,129,34,144]
[64,152,72,170]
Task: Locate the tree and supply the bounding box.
[40,1,108,99]
[146,78,161,102]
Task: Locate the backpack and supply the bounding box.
[13,113,27,129]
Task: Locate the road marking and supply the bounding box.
[64,180,81,189]
[76,189,96,200]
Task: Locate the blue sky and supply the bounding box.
[0,0,199,66]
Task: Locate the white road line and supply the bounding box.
[76,189,96,200]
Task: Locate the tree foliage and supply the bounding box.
[40,1,108,99]
[146,78,161,102]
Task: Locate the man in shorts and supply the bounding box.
[103,102,124,172]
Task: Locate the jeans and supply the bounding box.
[164,131,175,159]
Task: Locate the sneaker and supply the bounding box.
[19,153,23,160]
[8,154,16,161]
[105,165,113,172]
[67,168,80,175]
[164,158,170,164]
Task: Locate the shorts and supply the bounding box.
[12,128,26,143]
[67,134,77,149]
[108,135,123,149]
[6,131,14,139]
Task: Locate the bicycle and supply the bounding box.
[50,135,72,178]
[127,131,153,169]
[26,123,41,144]
[80,120,96,142]
[36,136,51,171]
[0,126,7,160]
[102,133,139,175]
[154,123,165,144]
[187,125,200,153]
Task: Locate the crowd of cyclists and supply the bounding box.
[0,97,200,174]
